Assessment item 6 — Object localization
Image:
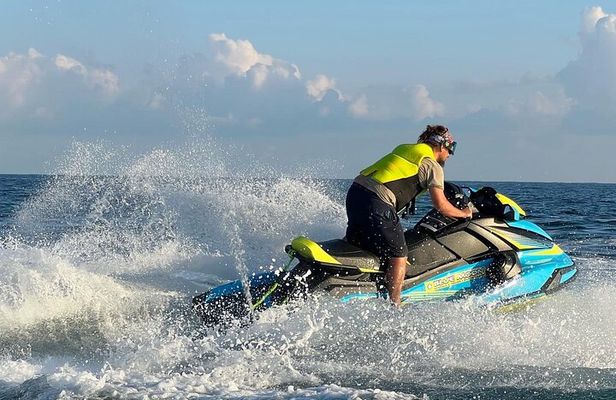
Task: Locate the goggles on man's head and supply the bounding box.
[443,140,457,155]
[427,134,457,155]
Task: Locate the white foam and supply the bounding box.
[1,136,614,398]
[0,358,41,384]
[0,243,177,330]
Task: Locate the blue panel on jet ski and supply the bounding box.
[205,272,277,301]
[479,265,555,303]
[477,247,574,304]
[560,269,577,284]
[206,279,243,301]
[339,292,380,303]
[517,248,573,267]
[507,220,552,241]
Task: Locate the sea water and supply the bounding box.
[0,141,615,399]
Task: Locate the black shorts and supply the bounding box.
[345,182,408,263]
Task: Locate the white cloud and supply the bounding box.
[85,68,120,96]
[341,84,444,121]
[207,33,301,89]
[55,54,88,74]
[408,84,444,120]
[55,54,119,96]
[306,74,342,101]
[95,32,444,132]
[0,49,45,109]
[527,90,574,116]
[209,32,273,75]
[348,94,369,117]
[248,63,270,88]
[559,6,616,111]
[0,48,119,119]
[3,23,616,180]
[503,89,574,117]
[160,33,355,130]
[581,6,608,34]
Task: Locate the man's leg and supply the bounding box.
[385,257,407,306]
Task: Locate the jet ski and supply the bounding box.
[193,183,576,327]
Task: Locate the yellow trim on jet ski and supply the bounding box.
[405,290,458,298]
[401,290,459,304]
[291,236,341,265]
[357,267,382,273]
[251,282,279,309]
[496,193,526,217]
[488,227,546,250]
[528,244,564,256]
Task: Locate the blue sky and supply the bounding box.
[1,1,615,182]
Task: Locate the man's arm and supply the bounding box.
[429,186,472,219]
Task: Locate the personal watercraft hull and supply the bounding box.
[193,186,576,327]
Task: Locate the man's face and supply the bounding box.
[435,145,451,165]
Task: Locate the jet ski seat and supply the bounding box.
[317,239,381,271]
[289,235,455,277]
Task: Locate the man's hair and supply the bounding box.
[417,125,450,145]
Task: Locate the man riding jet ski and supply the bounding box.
[193,182,577,327]
[346,125,470,305]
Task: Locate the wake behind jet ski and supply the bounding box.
[193,183,576,327]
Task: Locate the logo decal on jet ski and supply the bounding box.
[425,267,486,291]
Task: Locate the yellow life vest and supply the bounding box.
[359,143,436,210]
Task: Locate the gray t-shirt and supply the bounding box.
[417,158,445,191]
